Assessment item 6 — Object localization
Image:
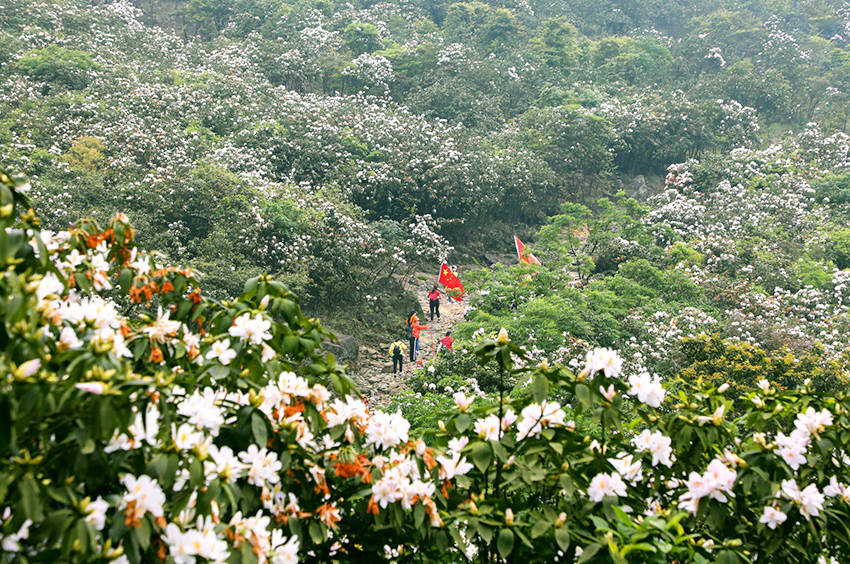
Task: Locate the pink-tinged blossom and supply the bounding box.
[584,348,624,379]
[609,454,643,484]
[795,407,832,435]
[436,452,473,480]
[759,506,787,529]
[631,430,673,467]
[588,472,627,502]
[365,410,410,451]
[453,391,473,412]
[75,382,105,394]
[627,372,665,407]
[516,401,567,440]
[474,414,500,441]
[678,459,736,513]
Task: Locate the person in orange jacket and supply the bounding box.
[406,312,428,362]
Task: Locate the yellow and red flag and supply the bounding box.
[514,235,541,265]
[438,263,465,301]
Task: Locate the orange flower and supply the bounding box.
[316,504,341,529]
[367,495,380,515]
[149,346,163,363]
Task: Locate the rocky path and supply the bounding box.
[351,273,468,408]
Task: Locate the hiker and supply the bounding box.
[429,284,441,321]
[406,312,428,362]
[438,331,453,354]
[389,338,407,374]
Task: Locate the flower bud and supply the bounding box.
[504,508,514,526]
[438,420,446,432]
[555,512,567,527]
[717,383,730,394]
[496,328,509,345]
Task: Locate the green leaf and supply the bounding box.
[455,413,471,433]
[717,550,743,564]
[576,384,592,408]
[251,412,268,447]
[533,373,549,404]
[497,528,514,558]
[577,543,601,563]
[19,474,42,520]
[531,519,550,539]
[471,441,492,473]
[554,526,570,551]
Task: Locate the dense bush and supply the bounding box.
[5,168,850,562]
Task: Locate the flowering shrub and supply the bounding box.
[5,167,850,563]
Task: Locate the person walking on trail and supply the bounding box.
[439,331,453,353]
[406,312,428,362]
[389,338,407,374]
[428,285,441,321]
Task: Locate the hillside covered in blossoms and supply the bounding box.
[3,0,850,562]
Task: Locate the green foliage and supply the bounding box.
[15,45,99,91]
[343,22,383,55]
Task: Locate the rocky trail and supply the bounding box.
[351,273,468,408]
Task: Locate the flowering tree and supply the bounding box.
[4,166,850,563]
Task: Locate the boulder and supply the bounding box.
[323,333,359,364]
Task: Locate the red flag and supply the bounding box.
[438,263,465,301]
[514,235,541,265]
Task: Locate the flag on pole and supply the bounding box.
[438,263,465,301]
[514,235,541,265]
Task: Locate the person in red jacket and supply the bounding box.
[439,331,453,354]
[406,312,428,362]
[428,285,441,321]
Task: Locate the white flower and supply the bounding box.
[142,307,181,343]
[372,475,404,508]
[795,407,832,436]
[609,454,643,484]
[59,326,83,351]
[0,519,32,552]
[205,445,244,484]
[474,415,500,441]
[678,459,736,513]
[516,401,567,440]
[588,472,627,502]
[229,313,272,345]
[627,372,665,407]
[36,273,64,302]
[775,428,810,470]
[756,379,770,393]
[84,497,109,530]
[436,452,473,480]
[759,506,787,529]
[239,445,282,488]
[206,339,236,365]
[120,474,166,518]
[584,348,623,379]
[270,530,299,564]
[824,476,850,500]
[172,423,204,451]
[453,391,473,412]
[177,388,225,434]
[447,436,469,455]
[365,410,410,451]
[631,430,673,467]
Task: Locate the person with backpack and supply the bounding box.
[406,312,428,362]
[428,285,441,321]
[438,331,453,353]
[389,338,407,374]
